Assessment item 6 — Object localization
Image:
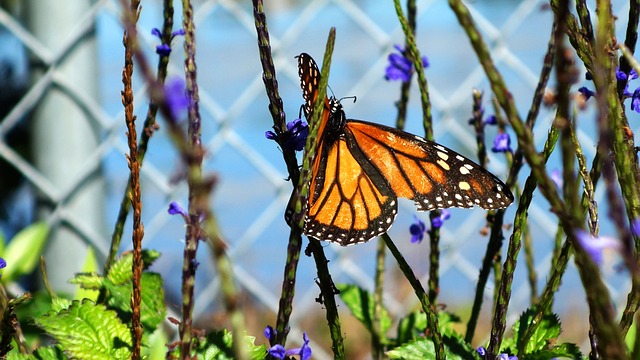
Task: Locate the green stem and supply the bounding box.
[382,233,444,359]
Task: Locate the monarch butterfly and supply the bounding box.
[293,53,513,246]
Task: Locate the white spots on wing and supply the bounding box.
[437,159,450,171]
[437,151,449,161]
[459,181,471,190]
[459,166,470,175]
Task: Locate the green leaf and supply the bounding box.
[75,248,100,301]
[107,250,161,285]
[143,327,169,360]
[50,297,73,313]
[527,343,583,359]
[33,346,68,360]
[0,229,5,255]
[626,320,636,351]
[387,336,480,360]
[336,283,391,337]
[396,311,426,345]
[191,329,267,360]
[34,299,132,360]
[2,222,48,283]
[512,309,562,354]
[6,346,68,360]
[105,272,166,331]
[395,311,461,346]
[70,272,104,290]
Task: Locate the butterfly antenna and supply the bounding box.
[340,95,357,104]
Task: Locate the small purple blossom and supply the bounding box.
[482,115,497,126]
[264,326,312,360]
[409,216,427,243]
[151,27,185,55]
[477,347,517,360]
[168,202,189,223]
[265,119,309,152]
[385,44,429,83]
[491,133,512,153]
[575,229,621,265]
[632,218,640,237]
[165,78,189,120]
[168,201,187,217]
[631,87,640,113]
[0,258,5,269]
[264,325,277,343]
[431,209,451,229]
[578,87,595,101]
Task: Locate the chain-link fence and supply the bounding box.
[0,0,635,358]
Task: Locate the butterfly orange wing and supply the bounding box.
[343,120,514,211]
[305,132,398,245]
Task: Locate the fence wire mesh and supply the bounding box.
[0,0,635,358]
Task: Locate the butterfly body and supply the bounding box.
[296,53,513,246]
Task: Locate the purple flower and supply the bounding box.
[575,229,621,265]
[151,27,185,56]
[0,258,5,269]
[482,115,497,126]
[431,209,451,229]
[165,78,189,120]
[632,218,640,237]
[409,216,427,243]
[477,347,517,360]
[385,44,429,83]
[265,119,309,152]
[264,325,277,343]
[491,133,512,153]
[168,201,188,219]
[631,87,640,113]
[264,326,312,360]
[578,87,595,101]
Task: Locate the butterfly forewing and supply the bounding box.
[344,120,514,211]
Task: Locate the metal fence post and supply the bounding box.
[25,0,104,293]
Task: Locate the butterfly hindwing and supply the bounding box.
[305,134,397,245]
[344,119,514,211]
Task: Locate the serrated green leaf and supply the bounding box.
[50,297,72,313]
[105,272,166,331]
[2,222,48,283]
[70,272,104,290]
[511,309,562,354]
[107,250,161,285]
[527,342,583,359]
[387,336,480,360]
[34,299,132,360]
[336,283,391,337]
